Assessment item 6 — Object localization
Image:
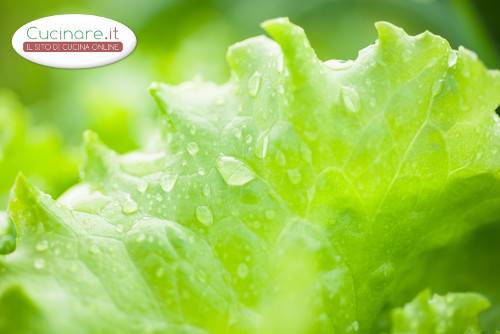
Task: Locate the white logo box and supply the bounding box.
[12,14,136,69]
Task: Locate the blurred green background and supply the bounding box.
[0,0,499,331]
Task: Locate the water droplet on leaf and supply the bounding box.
[248,71,262,97]
[34,258,45,270]
[432,80,443,96]
[255,133,269,159]
[137,181,148,193]
[35,240,49,252]
[448,51,458,67]
[160,174,178,193]
[186,142,199,156]
[341,86,360,113]
[121,195,138,214]
[237,263,249,278]
[202,184,211,197]
[216,155,255,186]
[275,150,286,166]
[196,206,213,226]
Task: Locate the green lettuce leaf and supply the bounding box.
[388,222,500,332]
[389,290,489,334]
[1,18,499,333]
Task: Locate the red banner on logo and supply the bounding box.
[23,42,123,52]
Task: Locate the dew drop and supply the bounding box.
[35,240,49,252]
[237,263,249,279]
[196,206,213,226]
[341,86,360,113]
[187,142,199,156]
[202,184,211,197]
[255,133,269,159]
[121,195,138,214]
[216,155,255,186]
[34,258,45,270]
[137,181,148,193]
[276,150,286,166]
[160,174,178,193]
[448,51,458,67]
[248,71,262,97]
[432,80,443,96]
[287,169,302,184]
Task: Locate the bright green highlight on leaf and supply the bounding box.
[1,18,499,334]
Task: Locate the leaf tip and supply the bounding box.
[261,17,291,32]
[82,130,116,183]
[374,21,406,43]
[262,17,321,85]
